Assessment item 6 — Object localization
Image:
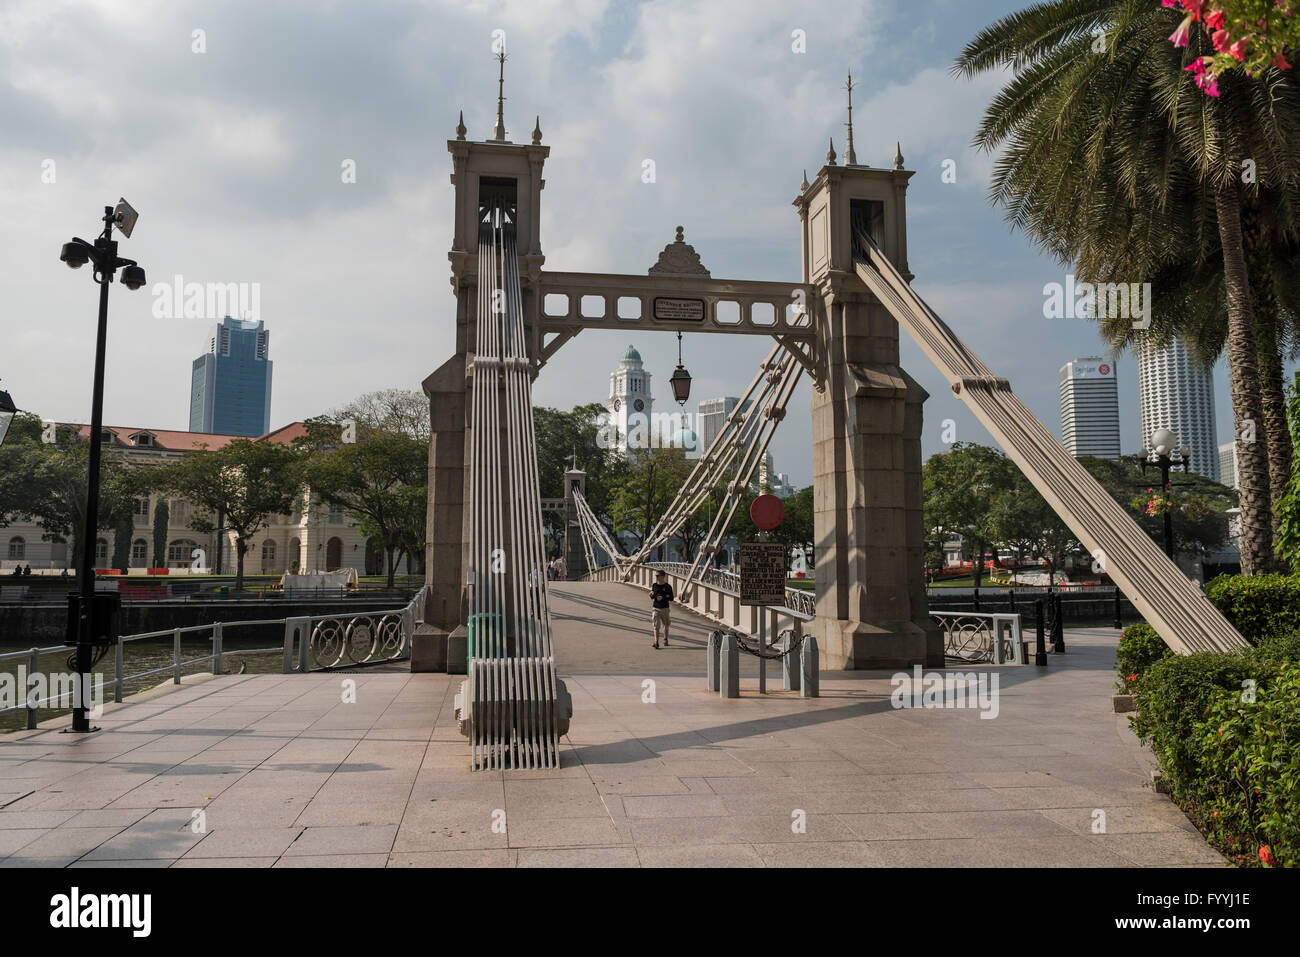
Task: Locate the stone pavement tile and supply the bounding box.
[585,774,692,796]
[963,770,1063,788]
[393,800,507,852]
[0,810,78,829]
[1092,831,1227,866]
[181,826,303,858]
[68,859,173,868]
[840,810,1076,842]
[620,794,728,818]
[295,795,412,827]
[171,857,277,868]
[6,827,126,863]
[274,853,389,867]
[637,843,765,868]
[629,814,855,847]
[282,824,398,857]
[81,809,211,861]
[504,782,606,819]
[1038,805,1197,836]
[986,784,1121,811]
[0,829,48,856]
[517,846,639,867]
[753,841,893,867]
[61,806,150,832]
[387,849,517,867]
[507,817,624,848]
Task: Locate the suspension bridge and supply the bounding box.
[417,63,1247,772]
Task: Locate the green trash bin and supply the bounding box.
[219,586,229,599]
[467,613,504,657]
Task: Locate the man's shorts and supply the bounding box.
[652,607,670,630]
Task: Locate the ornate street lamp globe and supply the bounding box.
[1150,428,1177,457]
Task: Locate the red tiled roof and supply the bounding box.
[63,423,306,452]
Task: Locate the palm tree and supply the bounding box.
[954,0,1300,573]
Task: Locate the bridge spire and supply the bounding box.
[492,50,508,142]
[844,70,858,165]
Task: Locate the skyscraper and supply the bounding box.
[1218,442,1238,489]
[697,396,750,453]
[189,315,273,437]
[1059,357,1121,459]
[1137,336,1218,480]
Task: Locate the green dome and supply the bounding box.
[621,344,642,362]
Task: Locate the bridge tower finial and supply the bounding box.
[844,70,858,166]
[492,50,508,142]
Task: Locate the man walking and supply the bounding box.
[650,570,673,649]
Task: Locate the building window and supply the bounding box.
[7,537,24,560]
[261,540,276,569]
[133,433,153,447]
[327,505,345,525]
[167,539,198,568]
[171,500,190,525]
[134,498,150,524]
[94,538,108,565]
[131,539,147,566]
[99,429,113,444]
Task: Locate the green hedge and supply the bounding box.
[1205,573,1300,642]
[1115,623,1174,690]
[1130,641,1300,866]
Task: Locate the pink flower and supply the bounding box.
[1230,36,1251,61]
[1206,9,1225,29]
[1180,0,1206,17]
[1170,15,1194,47]
[1275,52,1292,69]
[1212,28,1232,51]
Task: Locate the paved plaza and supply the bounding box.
[0,584,1222,868]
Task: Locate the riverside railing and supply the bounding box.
[0,586,426,730]
[928,609,1024,664]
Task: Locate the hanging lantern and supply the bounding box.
[669,330,692,406]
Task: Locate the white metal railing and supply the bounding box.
[636,560,817,618]
[0,586,426,730]
[928,609,1023,664]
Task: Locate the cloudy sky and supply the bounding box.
[0,0,1247,486]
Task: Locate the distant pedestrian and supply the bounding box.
[10,566,20,578]
[649,570,673,649]
[22,565,31,576]
[554,555,566,579]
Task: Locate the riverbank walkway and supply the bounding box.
[0,583,1223,867]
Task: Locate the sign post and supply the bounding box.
[743,494,785,694]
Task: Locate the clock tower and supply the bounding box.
[608,345,653,451]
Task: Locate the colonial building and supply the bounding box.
[1,422,415,577]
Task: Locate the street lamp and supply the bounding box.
[669,330,692,406]
[1143,428,1192,560]
[61,199,146,734]
[0,385,17,447]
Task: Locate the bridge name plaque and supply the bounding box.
[652,297,706,321]
[739,542,787,606]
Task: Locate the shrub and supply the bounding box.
[1194,662,1300,867]
[1130,653,1259,807]
[1115,623,1174,690]
[1205,574,1300,643]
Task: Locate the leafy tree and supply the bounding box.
[609,448,695,558]
[111,509,133,574]
[331,388,429,442]
[534,403,625,549]
[156,439,302,590]
[923,443,1016,587]
[955,0,1300,572]
[297,425,426,588]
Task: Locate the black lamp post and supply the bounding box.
[0,385,17,447]
[1142,428,1192,560]
[669,330,692,406]
[60,199,146,734]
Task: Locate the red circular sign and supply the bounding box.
[750,494,784,531]
[1098,363,1111,375]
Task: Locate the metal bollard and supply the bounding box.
[1034,599,1048,666]
[706,630,721,692]
[719,632,739,699]
[973,587,980,613]
[1113,587,1123,630]
[1052,593,1065,652]
[799,634,819,698]
[782,631,800,692]
[212,622,224,675]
